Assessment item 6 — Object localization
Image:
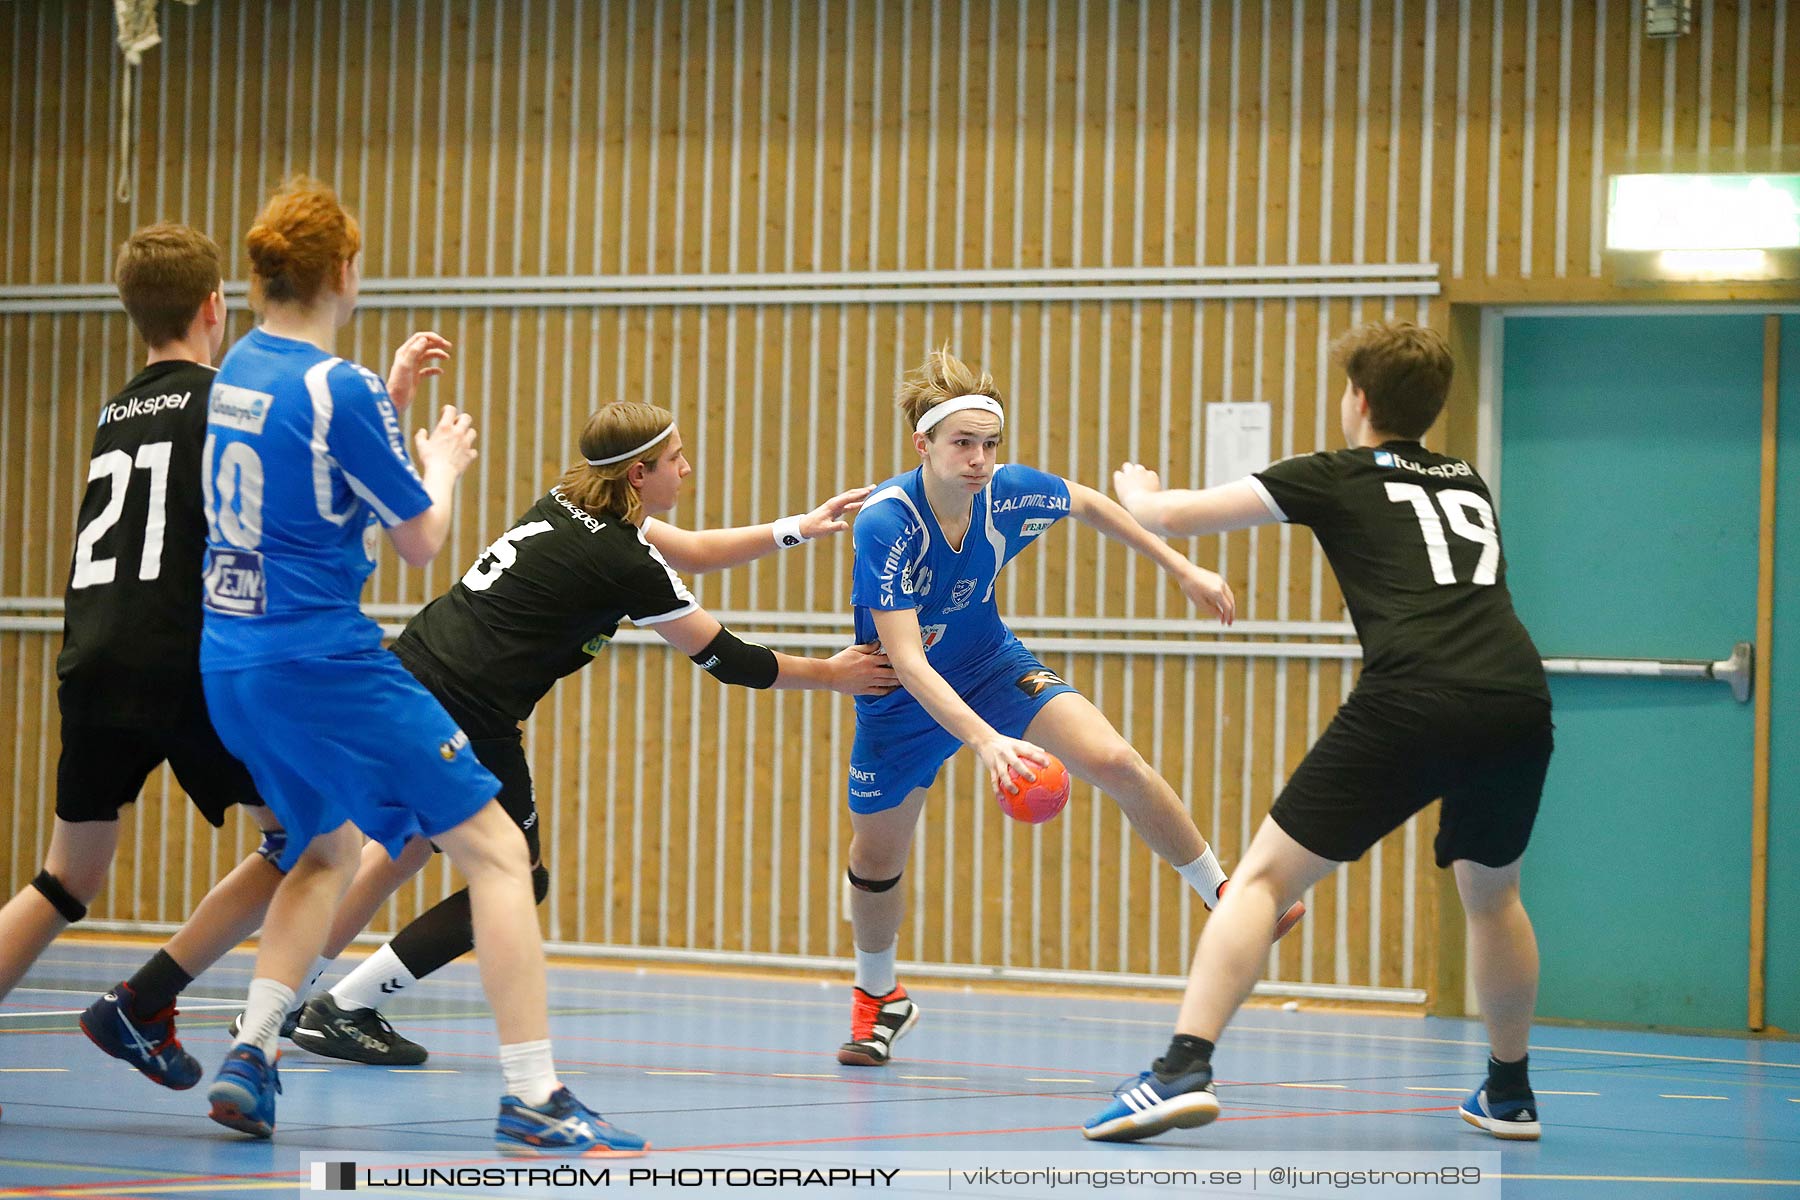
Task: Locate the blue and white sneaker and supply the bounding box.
[80,983,202,1090]
[1460,1086,1541,1141]
[496,1087,649,1157]
[1082,1067,1220,1142]
[207,1044,282,1138]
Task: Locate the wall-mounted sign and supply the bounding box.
[1606,174,1800,251]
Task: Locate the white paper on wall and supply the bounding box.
[1203,401,1272,488]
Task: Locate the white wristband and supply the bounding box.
[772,515,807,549]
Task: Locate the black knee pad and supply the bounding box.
[531,863,550,905]
[31,870,88,923]
[847,867,902,894]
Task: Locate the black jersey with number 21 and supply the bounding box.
[57,360,218,726]
[397,488,701,723]
[1250,440,1548,700]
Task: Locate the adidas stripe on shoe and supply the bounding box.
[1460,1086,1541,1141]
[1082,1067,1220,1143]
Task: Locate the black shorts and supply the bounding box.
[393,645,539,864]
[56,707,263,828]
[1269,687,1553,868]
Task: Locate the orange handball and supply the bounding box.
[996,754,1071,824]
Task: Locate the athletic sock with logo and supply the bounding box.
[327,943,418,1013]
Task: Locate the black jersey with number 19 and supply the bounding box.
[396,487,700,724]
[1250,440,1548,701]
[57,360,218,727]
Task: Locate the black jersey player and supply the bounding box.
[1084,320,1553,1145]
[206,400,895,1065]
[0,225,286,1092]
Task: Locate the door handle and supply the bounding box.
[1541,641,1753,703]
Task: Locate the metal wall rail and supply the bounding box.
[0,262,1440,304]
[0,280,1438,314]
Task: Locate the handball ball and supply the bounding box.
[997,754,1071,824]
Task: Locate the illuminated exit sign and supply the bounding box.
[1607,174,1800,251]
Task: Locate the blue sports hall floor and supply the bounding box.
[0,939,1795,1198]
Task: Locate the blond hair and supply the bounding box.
[554,402,677,526]
[895,343,1003,436]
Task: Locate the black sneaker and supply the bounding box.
[288,994,428,1065]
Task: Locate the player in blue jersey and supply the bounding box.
[197,177,641,1155]
[834,346,1305,1066]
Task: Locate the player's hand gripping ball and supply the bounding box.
[996,754,1071,824]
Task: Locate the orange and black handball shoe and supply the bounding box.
[836,984,921,1066]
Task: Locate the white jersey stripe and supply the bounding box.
[302,358,356,527]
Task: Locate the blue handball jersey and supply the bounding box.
[199,328,432,670]
[851,464,1071,714]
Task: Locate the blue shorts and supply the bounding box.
[203,648,500,872]
[847,640,1076,814]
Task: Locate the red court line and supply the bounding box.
[666,1102,1462,1152]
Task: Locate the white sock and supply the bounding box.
[1176,849,1228,909]
[238,978,296,1060]
[499,1039,560,1107]
[854,944,897,996]
[328,943,415,1013]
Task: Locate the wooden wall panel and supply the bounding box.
[1,0,1790,1000]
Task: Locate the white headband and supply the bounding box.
[584,422,676,467]
[915,394,1005,435]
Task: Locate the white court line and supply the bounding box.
[1537,1090,1602,1096]
[390,1069,458,1074]
[898,1075,966,1081]
[1661,1094,1729,1101]
[1278,1082,1348,1090]
[0,1067,66,1072]
[1406,1086,1468,1093]
[772,1073,839,1079]
[1028,1077,1095,1084]
[645,1070,713,1076]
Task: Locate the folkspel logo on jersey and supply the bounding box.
[97,391,191,426]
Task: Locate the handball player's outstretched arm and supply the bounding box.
[650,608,896,697]
[867,607,1049,797]
[389,404,478,567]
[643,486,873,575]
[1110,464,1276,539]
[1065,480,1236,625]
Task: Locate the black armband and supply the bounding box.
[691,627,779,689]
